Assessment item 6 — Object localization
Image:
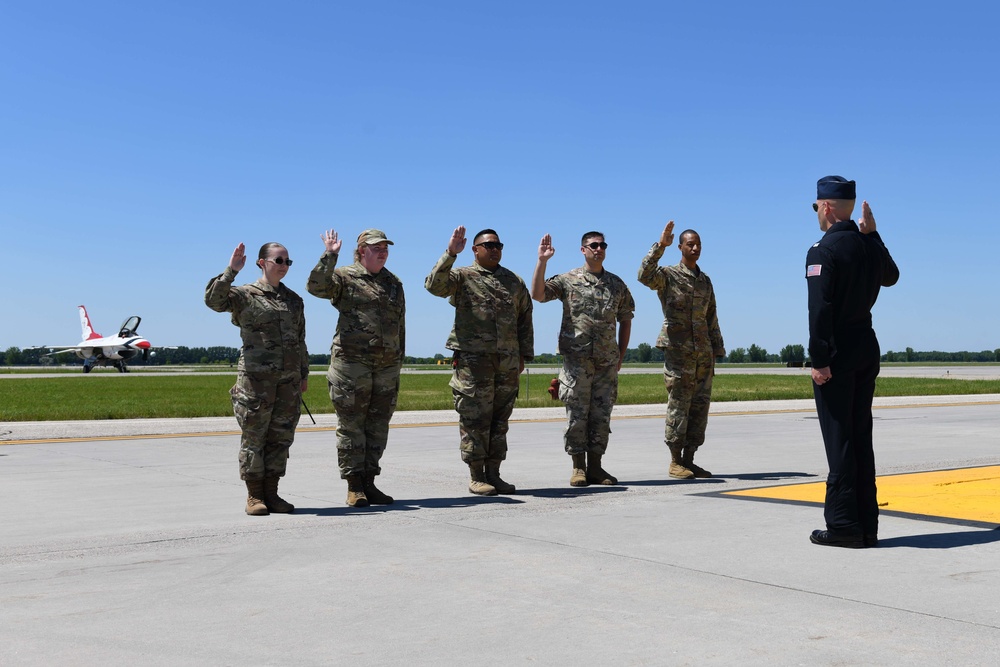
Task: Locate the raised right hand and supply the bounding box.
[321,229,342,254]
[538,234,555,261]
[659,221,675,248]
[229,243,246,272]
[448,226,467,256]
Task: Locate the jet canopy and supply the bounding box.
[118,316,141,337]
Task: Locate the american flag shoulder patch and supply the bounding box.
[807,265,822,277]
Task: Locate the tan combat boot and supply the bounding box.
[570,453,589,487]
[263,476,294,513]
[586,452,618,485]
[346,475,370,507]
[682,447,712,478]
[245,479,270,516]
[363,474,394,505]
[485,460,516,494]
[468,462,498,496]
[669,446,694,479]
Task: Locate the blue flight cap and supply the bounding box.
[817,175,856,200]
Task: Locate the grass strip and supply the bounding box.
[2,374,999,422]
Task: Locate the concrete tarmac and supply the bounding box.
[2,396,1000,665]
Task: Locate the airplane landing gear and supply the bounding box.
[115,361,128,373]
[83,364,92,374]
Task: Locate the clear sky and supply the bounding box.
[3,1,998,358]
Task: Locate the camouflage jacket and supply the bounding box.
[638,243,724,365]
[306,252,406,361]
[204,267,309,378]
[425,251,534,360]
[541,267,635,364]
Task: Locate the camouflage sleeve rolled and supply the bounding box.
[306,252,343,302]
[541,274,564,303]
[205,267,244,313]
[515,278,534,361]
[638,243,669,291]
[617,280,636,322]
[424,251,460,297]
[706,280,725,357]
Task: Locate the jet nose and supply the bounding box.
[135,340,151,349]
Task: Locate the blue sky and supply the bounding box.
[3,1,998,358]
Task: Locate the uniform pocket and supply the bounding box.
[328,375,356,411]
[230,384,262,428]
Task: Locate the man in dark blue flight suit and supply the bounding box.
[806,176,899,549]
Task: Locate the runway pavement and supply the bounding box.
[2,396,999,665]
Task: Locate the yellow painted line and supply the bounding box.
[726,466,1000,525]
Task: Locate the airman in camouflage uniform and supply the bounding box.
[638,221,725,479]
[531,231,634,487]
[307,228,405,508]
[425,226,533,496]
[205,241,309,515]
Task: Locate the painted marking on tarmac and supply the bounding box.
[722,466,1000,528]
[3,398,998,446]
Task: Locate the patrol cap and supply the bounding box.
[357,229,394,245]
[817,175,856,200]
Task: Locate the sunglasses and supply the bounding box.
[812,203,819,212]
[264,257,293,266]
[475,241,504,250]
[585,242,609,250]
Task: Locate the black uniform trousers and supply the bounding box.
[813,357,880,537]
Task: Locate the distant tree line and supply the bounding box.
[4,344,1000,367]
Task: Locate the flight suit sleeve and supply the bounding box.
[638,243,668,291]
[806,245,835,367]
[425,252,460,298]
[306,252,344,302]
[205,267,244,314]
[869,231,900,287]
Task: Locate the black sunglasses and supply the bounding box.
[475,241,504,250]
[265,257,293,266]
[812,203,819,212]
[585,242,609,250]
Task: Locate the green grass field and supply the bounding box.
[2,373,999,421]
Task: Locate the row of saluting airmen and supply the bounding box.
[205,175,898,550]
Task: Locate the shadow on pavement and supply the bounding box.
[517,486,628,498]
[878,528,1000,549]
[625,478,725,487]
[714,471,818,482]
[294,495,524,515]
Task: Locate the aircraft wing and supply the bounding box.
[31,346,90,355]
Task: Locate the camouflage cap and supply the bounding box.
[357,229,394,245]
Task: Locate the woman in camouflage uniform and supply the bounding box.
[205,242,309,515]
[307,229,405,507]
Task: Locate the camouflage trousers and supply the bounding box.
[450,351,520,463]
[663,357,714,450]
[558,356,619,455]
[230,370,302,481]
[328,354,401,479]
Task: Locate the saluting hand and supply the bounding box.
[229,243,247,272]
[660,221,675,248]
[322,229,342,254]
[859,201,876,234]
[538,234,555,261]
[448,226,467,257]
